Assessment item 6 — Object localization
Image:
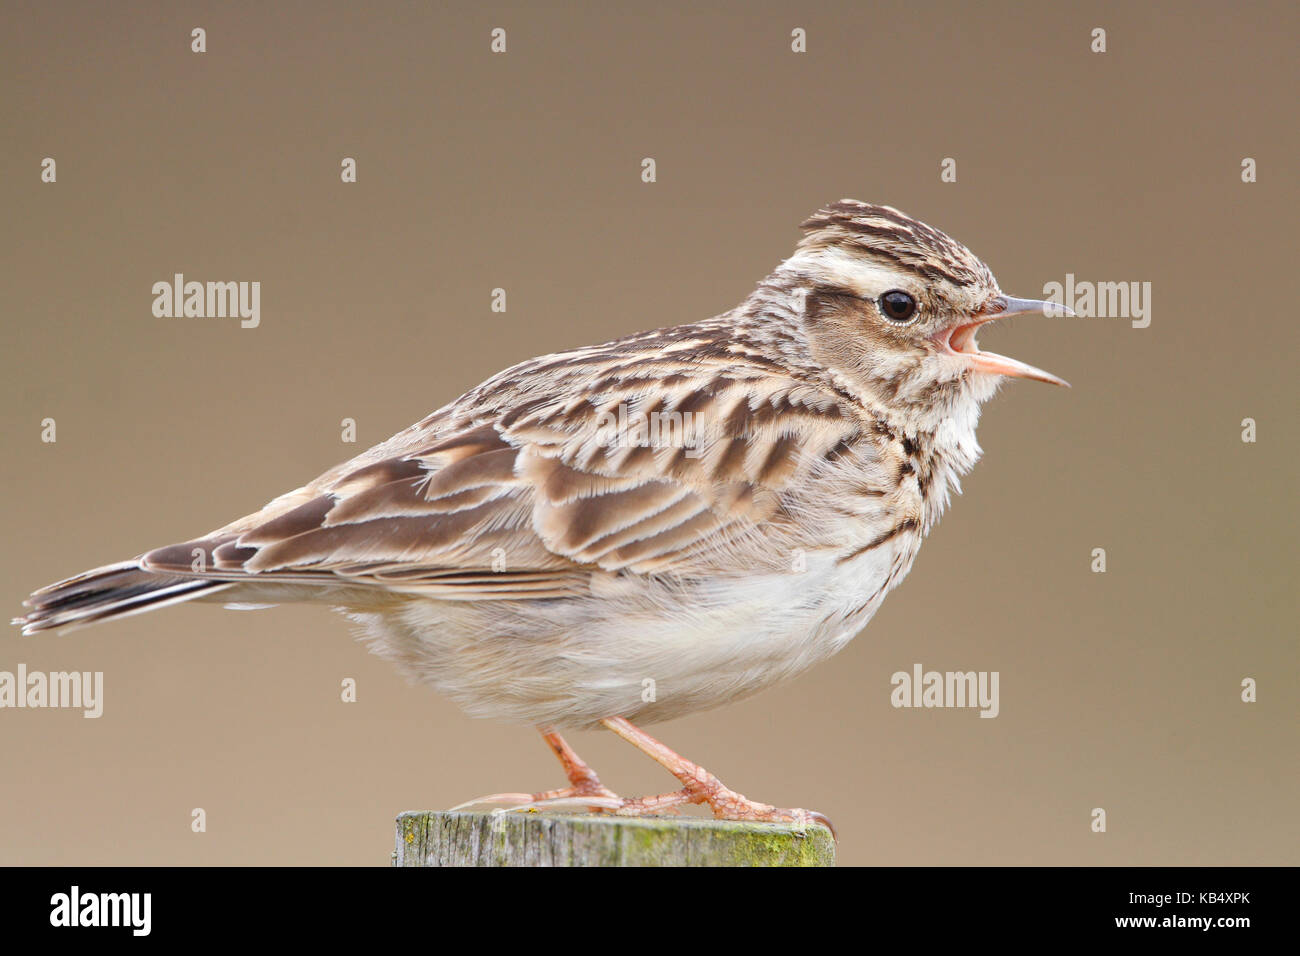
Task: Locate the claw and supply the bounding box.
[451,779,624,815]
[495,795,626,814]
[449,792,537,811]
[801,809,837,840]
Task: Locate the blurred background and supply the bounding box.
[1,0,1295,865]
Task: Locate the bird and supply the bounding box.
[15,200,1070,831]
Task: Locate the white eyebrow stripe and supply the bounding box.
[780,246,918,299]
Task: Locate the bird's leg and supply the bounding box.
[530,728,621,803]
[599,717,834,834]
[453,720,831,833]
[450,726,624,812]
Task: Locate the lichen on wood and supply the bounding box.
[393,810,835,867]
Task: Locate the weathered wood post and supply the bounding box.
[393,811,835,867]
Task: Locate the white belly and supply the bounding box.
[340,530,922,729]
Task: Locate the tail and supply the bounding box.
[14,561,232,635]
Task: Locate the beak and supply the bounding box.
[933,294,1072,387]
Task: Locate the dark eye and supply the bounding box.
[878,290,918,323]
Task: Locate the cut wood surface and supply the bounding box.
[393,811,835,867]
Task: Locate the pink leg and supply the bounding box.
[600,717,834,835]
[451,725,623,812]
[454,721,833,837]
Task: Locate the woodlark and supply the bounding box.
[16,200,1070,830]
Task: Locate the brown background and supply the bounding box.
[1,1,1295,866]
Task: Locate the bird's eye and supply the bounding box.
[878,290,918,323]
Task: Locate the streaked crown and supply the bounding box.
[796,200,995,291]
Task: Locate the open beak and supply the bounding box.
[933,295,1072,387]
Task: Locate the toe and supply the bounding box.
[448,792,536,811]
[799,809,837,839]
[499,795,625,813]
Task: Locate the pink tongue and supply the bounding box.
[950,324,979,353]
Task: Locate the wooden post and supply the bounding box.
[393,811,835,867]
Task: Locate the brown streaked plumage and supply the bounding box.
[15,200,1070,829]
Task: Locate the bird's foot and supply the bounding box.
[607,781,833,835]
[450,727,628,814]
[599,716,836,837]
[450,780,625,814]
[451,722,834,837]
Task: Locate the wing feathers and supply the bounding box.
[91,343,879,600]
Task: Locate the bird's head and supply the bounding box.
[771,200,1069,427]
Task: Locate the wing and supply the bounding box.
[140,323,889,599]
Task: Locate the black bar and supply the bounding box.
[2,865,1286,941]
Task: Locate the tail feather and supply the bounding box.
[15,561,231,635]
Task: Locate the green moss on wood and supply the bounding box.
[393,810,834,867]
